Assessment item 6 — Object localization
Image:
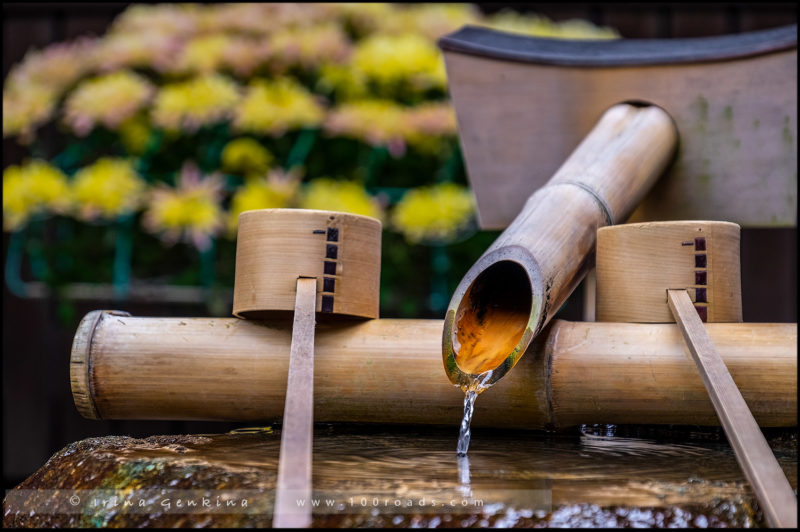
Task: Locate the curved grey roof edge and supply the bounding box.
[438,24,798,67]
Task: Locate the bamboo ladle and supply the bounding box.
[232,209,381,528]
[596,221,797,529]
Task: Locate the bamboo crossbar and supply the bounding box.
[71,311,797,429]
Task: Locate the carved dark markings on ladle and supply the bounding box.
[693,237,708,322]
[319,224,340,313]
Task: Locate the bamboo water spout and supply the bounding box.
[442,103,678,389]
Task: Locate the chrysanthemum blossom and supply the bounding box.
[300,178,383,221]
[93,33,181,73]
[227,169,301,235]
[220,138,275,176]
[483,11,619,39]
[233,78,324,136]
[174,34,231,74]
[351,33,447,91]
[152,75,240,132]
[110,4,204,41]
[142,162,226,251]
[324,100,410,157]
[4,38,98,98]
[2,86,57,143]
[64,71,155,136]
[392,183,475,244]
[2,160,71,231]
[70,158,147,221]
[267,24,352,73]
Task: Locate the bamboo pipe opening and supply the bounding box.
[452,260,533,377]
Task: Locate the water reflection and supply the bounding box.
[457,455,471,498]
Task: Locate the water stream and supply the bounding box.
[456,370,494,456]
[456,391,477,456]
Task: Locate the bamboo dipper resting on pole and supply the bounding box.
[231,209,381,529]
[596,221,797,529]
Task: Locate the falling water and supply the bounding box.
[456,370,493,456]
[456,391,477,456]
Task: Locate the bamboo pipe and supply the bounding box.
[442,103,678,389]
[70,311,796,428]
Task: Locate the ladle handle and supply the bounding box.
[667,289,797,529]
[273,277,317,528]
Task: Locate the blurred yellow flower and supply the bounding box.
[404,102,458,154]
[234,78,324,136]
[220,36,272,77]
[70,158,147,221]
[268,24,352,72]
[118,115,152,155]
[220,138,275,176]
[2,160,70,231]
[355,4,480,41]
[227,169,301,234]
[4,38,97,99]
[152,75,240,132]
[64,71,155,136]
[324,99,409,156]
[300,178,383,220]
[484,11,619,39]
[324,100,456,156]
[142,162,225,250]
[330,3,396,38]
[203,3,279,35]
[110,4,204,41]
[2,86,57,143]
[402,4,481,40]
[392,183,475,244]
[176,34,230,74]
[93,33,181,73]
[351,33,447,91]
[207,3,332,35]
[316,63,368,101]
[3,39,96,142]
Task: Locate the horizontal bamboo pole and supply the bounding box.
[71,311,797,428]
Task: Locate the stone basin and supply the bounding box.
[3,424,797,528]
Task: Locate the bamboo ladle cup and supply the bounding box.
[232,209,381,528]
[596,221,797,529]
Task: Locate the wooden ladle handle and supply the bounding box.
[668,289,797,529]
[273,277,317,528]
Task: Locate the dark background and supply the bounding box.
[3,3,797,490]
